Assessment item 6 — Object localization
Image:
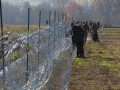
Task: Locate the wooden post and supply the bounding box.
[64,13,67,21]
[54,10,56,23]
[39,11,41,30]
[58,12,59,22]
[62,13,64,21]
[53,11,56,50]
[38,10,41,65]
[0,0,5,88]
[48,10,51,25]
[26,8,30,83]
[47,10,51,55]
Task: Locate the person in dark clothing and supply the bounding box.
[97,21,100,30]
[89,21,92,31]
[92,23,99,42]
[83,21,89,43]
[72,21,85,58]
[89,21,93,37]
[69,22,75,49]
[70,22,75,42]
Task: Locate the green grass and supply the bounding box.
[1,25,46,38]
[0,27,120,89]
[69,28,120,90]
[73,58,90,69]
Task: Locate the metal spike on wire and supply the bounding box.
[62,13,64,21]
[58,12,60,37]
[60,0,62,22]
[39,11,41,30]
[26,7,30,83]
[48,10,51,25]
[63,0,67,21]
[53,0,57,51]
[38,10,41,65]
[0,0,6,88]
[53,10,56,51]
[64,13,67,21]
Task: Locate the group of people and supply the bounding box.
[70,21,100,58]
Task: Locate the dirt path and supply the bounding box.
[69,28,120,90]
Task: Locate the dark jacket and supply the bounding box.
[83,24,89,33]
[72,25,84,45]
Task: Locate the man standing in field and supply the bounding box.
[92,23,99,42]
[97,21,100,30]
[83,21,89,43]
[71,21,85,58]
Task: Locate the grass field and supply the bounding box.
[1,25,45,37]
[0,26,120,89]
[68,28,120,90]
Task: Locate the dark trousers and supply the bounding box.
[92,32,99,42]
[76,44,84,57]
[84,33,87,43]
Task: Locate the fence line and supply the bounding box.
[0,1,68,88]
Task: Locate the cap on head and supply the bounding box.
[75,21,80,25]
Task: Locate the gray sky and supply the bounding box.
[3,0,92,6]
[3,0,42,6]
[75,0,92,5]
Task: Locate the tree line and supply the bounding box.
[1,0,120,26]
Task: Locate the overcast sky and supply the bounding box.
[3,0,42,6]
[3,0,92,6]
[75,0,92,4]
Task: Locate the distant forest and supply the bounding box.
[2,0,120,26]
[2,1,61,25]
